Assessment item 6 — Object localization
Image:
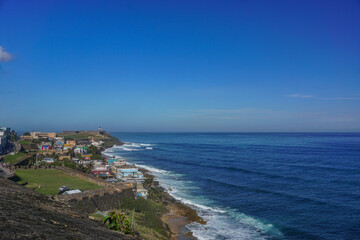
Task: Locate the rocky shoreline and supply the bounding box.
[141,169,206,240]
[104,139,206,240]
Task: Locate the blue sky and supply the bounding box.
[0,0,359,132]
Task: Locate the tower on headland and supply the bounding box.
[98,127,105,135]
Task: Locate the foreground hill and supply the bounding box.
[0,178,136,240]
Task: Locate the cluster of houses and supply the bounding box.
[37,136,99,152]
[27,131,148,198]
[91,157,148,198]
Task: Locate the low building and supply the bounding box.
[39,142,52,150]
[71,158,80,164]
[136,183,148,198]
[63,189,82,195]
[54,138,64,150]
[117,168,143,178]
[76,139,91,145]
[66,140,76,147]
[74,146,87,154]
[42,158,54,163]
[91,138,104,147]
[93,166,108,172]
[59,155,71,160]
[107,157,126,166]
[63,144,73,150]
[30,132,57,139]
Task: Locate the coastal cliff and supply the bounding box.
[0,177,137,240]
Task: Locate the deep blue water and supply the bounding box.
[105,133,360,240]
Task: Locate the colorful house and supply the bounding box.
[55,140,64,146]
[40,144,51,150]
[107,158,125,165]
[74,146,87,154]
[117,168,143,179]
[42,158,54,163]
[63,144,73,150]
[66,140,76,147]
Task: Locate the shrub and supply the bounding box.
[102,211,135,235]
[119,198,168,237]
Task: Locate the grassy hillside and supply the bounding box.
[14,169,103,195]
[58,133,123,148]
[4,152,28,164]
[119,198,169,240]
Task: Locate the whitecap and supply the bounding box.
[103,144,282,240]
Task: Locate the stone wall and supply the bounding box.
[56,187,135,213]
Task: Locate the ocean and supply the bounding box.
[104,133,360,240]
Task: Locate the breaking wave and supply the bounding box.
[103,144,283,240]
[107,142,154,152]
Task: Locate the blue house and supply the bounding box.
[117,168,143,179]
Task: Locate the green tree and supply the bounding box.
[68,148,75,157]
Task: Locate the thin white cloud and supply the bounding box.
[319,97,360,100]
[0,46,13,62]
[191,108,277,115]
[286,94,314,98]
[286,94,360,100]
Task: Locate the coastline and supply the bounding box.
[103,139,206,240]
[142,169,206,240]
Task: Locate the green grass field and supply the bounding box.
[4,152,28,164]
[15,169,103,195]
[18,139,32,145]
[58,133,106,140]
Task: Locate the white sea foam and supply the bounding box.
[140,143,152,146]
[104,144,282,240]
[106,142,153,152]
[135,164,169,174]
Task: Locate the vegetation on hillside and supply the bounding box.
[3,152,28,164]
[102,211,136,236]
[143,177,164,201]
[87,145,104,160]
[119,197,169,240]
[18,139,32,145]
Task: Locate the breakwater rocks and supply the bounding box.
[56,187,135,213]
[0,178,137,240]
